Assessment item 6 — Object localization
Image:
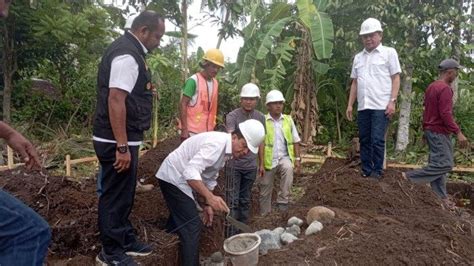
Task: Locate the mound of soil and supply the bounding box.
[2,145,473,265]
[252,158,474,265]
[0,137,226,265]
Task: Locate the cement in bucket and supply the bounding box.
[223,233,261,266]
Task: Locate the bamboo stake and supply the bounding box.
[66,155,71,177]
[7,145,14,169]
[327,142,332,157]
[152,92,159,148]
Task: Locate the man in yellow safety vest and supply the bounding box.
[258,90,301,215]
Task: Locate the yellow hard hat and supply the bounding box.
[202,48,224,68]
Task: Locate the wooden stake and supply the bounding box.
[66,155,71,177]
[327,142,332,157]
[7,145,14,169]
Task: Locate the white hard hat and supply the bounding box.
[124,14,138,30]
[359,18,383,35]
[240,83,260,98]
[265,90,285,105]
[238,119,265,154]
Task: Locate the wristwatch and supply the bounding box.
[295,157,301,161]
[116,144,128,154]
[390,97,397,103]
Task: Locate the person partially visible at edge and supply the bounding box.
[225,83,265,236]
[345,17,401,179]
[179,48,224,141]
[155,119,265,266]
[258,90,301,215]
[92,10,165,266]
[403,59,469,206]
[1,1,51,264]
[0,122,51,265]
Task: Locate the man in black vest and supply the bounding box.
[93,11,165,265]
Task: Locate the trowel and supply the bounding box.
[226,214,252,233]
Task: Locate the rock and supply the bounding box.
[255,229,281,255]
[280,232,298,244]
[208,251,224,266]
[306,206,335,224]
[284,224,301,237]
[305,221,323,236]
[272,227,285,237]
[210,251,224,263]
[287,216,304,226]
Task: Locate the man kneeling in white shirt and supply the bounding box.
[155,119,265,266]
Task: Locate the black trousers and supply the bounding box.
[94,141,139,256]
[159,179,202,266]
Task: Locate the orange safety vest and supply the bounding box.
[186,72,219,133]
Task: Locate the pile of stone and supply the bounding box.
[256,206,335,254]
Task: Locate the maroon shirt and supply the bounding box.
[423,80,460,135]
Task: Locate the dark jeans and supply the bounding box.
[406,131,453,198]
[94,141,139,256]
[227,168,257,236]
[0,189,51,265]
[159,179,201,266]
[357,109,389,176]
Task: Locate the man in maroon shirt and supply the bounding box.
[404,59,468,203]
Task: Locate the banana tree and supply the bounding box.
[234,0,334,143]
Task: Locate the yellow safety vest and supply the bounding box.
[264,114,295,170]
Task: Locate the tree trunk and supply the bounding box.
[450,0,464,104]
[395,64,414,152]
[215,4,230,49]
[291,26,318,144]
[1,20,17,123]
[180,0,189,82]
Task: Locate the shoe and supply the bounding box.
[96,250,137,266]
[125,241,152,256]
[276,203,288,212]
[372,173,383,179]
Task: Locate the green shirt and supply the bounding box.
[182,78,197,98]
[182,74,215,106]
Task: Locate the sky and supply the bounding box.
[109,1,244,63]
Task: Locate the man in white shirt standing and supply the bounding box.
[92,11,165,265]
[345,18,401,178]
[156,119,265,266]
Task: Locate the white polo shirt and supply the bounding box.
[266,114,301,169]
[156,131,232,200]
[93,31,148,146]
[350,44,401,111]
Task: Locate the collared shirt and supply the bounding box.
[182,74,214,105]
[156,132,232,200]
[93,31,148,146]
[226,108,265,170]
[108,31,148,94]
[266,114,301,168]
[350,44,401,111]
[423,80,460,135]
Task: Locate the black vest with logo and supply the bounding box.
[93,32,153,141]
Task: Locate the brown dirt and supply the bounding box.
[1,146,473,265]
[253,158,474,265]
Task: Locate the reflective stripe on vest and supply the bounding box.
[264,114,295,170]
[186,72,219,133]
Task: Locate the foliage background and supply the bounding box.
[0,0,472,169]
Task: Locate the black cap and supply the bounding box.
[438,59,461,71]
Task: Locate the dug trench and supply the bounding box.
[0,138,473,265]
